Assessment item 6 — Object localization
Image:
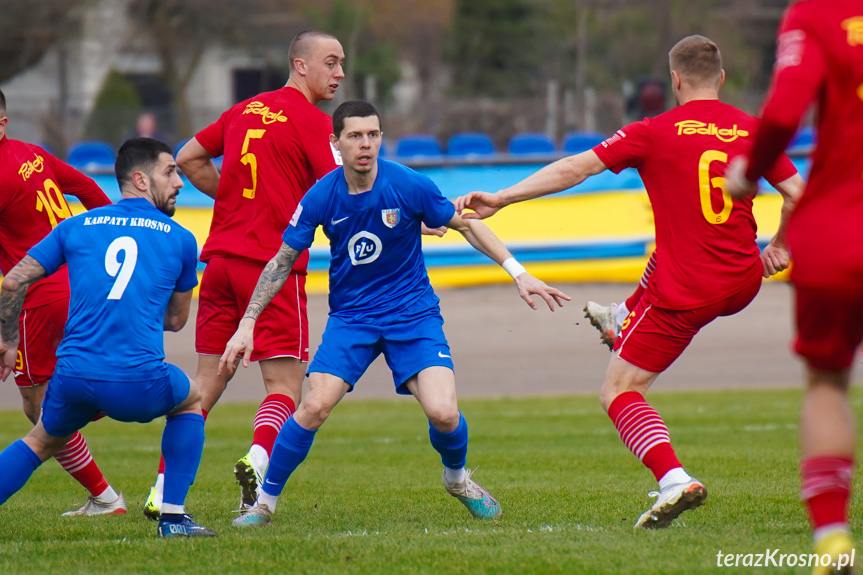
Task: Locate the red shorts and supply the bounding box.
[196,256,309,361]
[14,298,67,387]
[794,286,863,372]
[614,279,761,373]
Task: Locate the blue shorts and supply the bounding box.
[41,363,191,437]
[309,313,454,394]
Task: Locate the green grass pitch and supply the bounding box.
[0,388,860,574]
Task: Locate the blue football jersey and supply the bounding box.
[283,159,455,323]
[28,197,198,380]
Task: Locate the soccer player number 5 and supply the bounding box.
[105,237,138,300]
[241,129,266,199]
[698,150,732,225]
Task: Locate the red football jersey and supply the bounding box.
[196,86,340,270]
[745,0,863,289]
[593,100,798,309]
[0,137,111,309]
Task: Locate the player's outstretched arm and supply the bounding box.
[455,150,608,220]
[445,212,570,311]
[0,256,47,380]
[219,242,301,374]
[176,137,221,200]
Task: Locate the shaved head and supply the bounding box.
[669,35,723,88]
[288,30,340,67]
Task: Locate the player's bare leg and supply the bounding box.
[234,357,305,509]
[18,385,125,516]
[234,372,348,528]
[600,356,706,529]
[800,367,856,575]
[406,367,501,520]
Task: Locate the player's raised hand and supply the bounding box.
[455,191,503,220]
[761,240,790,277]
[218,319,256,375]
[513,273,571,311]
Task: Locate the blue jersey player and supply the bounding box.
[220,100,570,527]
[0,138,215,538]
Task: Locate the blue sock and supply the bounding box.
[429,413,468,469]
[0,440,43,505]
[162,413,205,506]
[263,417,317,497]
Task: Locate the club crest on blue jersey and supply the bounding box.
[348,231,382,266]
[382,208,400,228]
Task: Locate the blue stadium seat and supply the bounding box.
[446,132,496,158]
[395,134,443,159]
[507,132,556,156]
[562,131,606,154]
[787,126,815,154]
[67,141,115,172]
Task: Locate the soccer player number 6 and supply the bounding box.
[105,236,138,300]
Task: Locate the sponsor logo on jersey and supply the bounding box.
[18,153,45,182]
[776,29,805,70]
[242,101,288,124]
[674,120,749,142]
[348,231,382,266]
[601,130,626,148]
[289,204,303,227]
[843,17,863,47]
[381,208,400,228]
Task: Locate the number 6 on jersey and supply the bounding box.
[105,237,138,300]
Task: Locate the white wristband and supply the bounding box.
[502,257,526,279]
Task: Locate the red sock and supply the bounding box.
[54,432,109,497]
[608,391,681,482]
[626,251,657,310]
[158,408,208,474]
[252,394,295,456]
[801,456,854,530]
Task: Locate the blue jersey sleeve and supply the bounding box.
[282,188,325,252]
[175,230,199,292]
[27,220,69,276]
[417,177,456,229]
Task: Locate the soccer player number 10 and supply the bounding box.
[35,178,73,228]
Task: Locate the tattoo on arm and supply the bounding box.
[243,243,300,321]
[0,256,47,342]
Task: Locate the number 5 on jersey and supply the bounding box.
[105,237,138,300]
[241,129,266,199]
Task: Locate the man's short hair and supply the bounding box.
[288,30,339,66]
[669,35,723,87]
[332,100,381,138]
[115,137,173,189]
[0,88,6,115]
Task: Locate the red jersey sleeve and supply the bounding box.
[746,4,825,181]
[44,152,111,209]
[297,110,340,179]
[195,111,228,158]
[762,152,798,187]
[591,120,652,174]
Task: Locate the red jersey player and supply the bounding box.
[0,89,124,516]
[142,30,345,518]
[726,1,863,569]
[456,36,805,530]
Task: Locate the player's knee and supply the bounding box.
[426,406,460,432]
[296,397,333,429]
[21,400,41,425]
